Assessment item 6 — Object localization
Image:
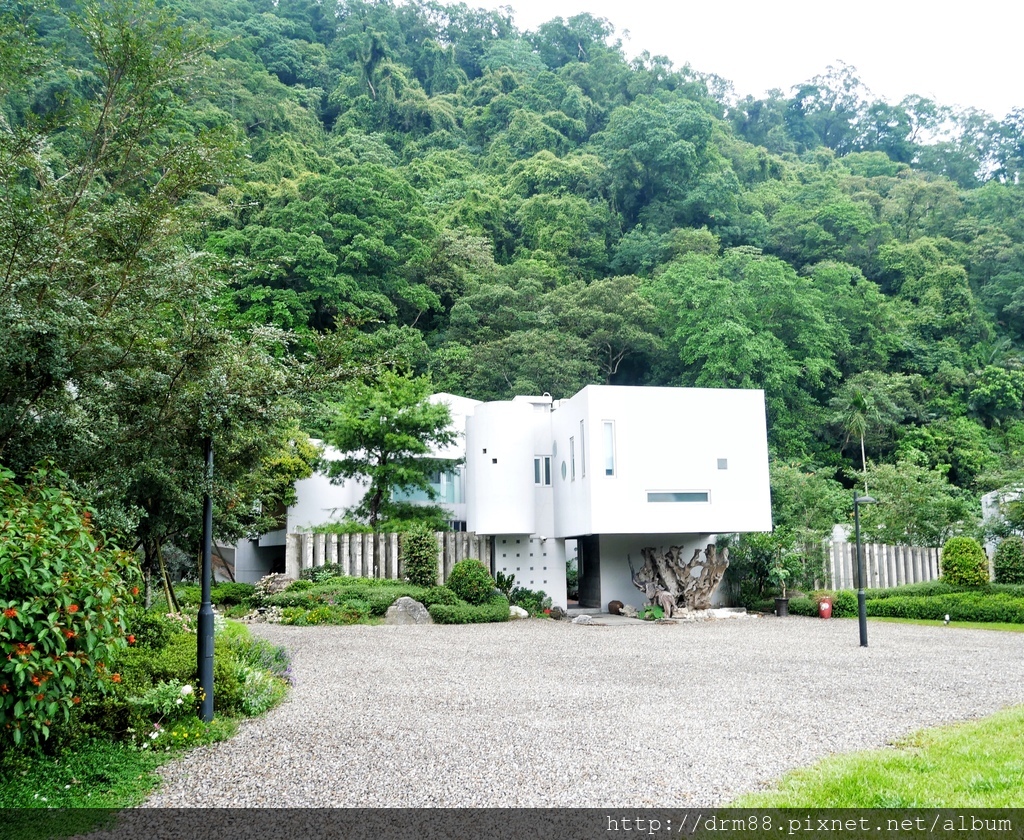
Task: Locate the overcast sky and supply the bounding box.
[482,0,1022,119]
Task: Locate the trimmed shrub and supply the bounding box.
[831,590,858,617]
[867,592,1024,623]
[788,597,816,616]
[940,537,989,587]
[210,583,256,605]
[510,586,552,616]
[419,586,461,608]
[864,580,957,600]
[445,559,495,605]
[285,579,314,593]
[402,525,440,587]
[994,536,1024,585]
[428,594,510,624]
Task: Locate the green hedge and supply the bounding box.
[866,591,1024,623]
[428,595,510,624]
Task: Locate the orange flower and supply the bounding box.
[71,696,81,704]
[0,684,8,694]
[2,608,15,619]
[131,587,139,596]
[31,675,41,686]
[111,673,122,683]
[127,634,136,645]
[35,693,44,701]
[67,604,79,613]
[64,630,75,639]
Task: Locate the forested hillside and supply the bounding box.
[5,0,1024,549]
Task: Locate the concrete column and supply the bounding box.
[285,533,301,580]
[389,533,400,580]
[300,533,313,576]
[340,533,351,575]
[313,533,325,567]
[353,535,363,579]
[327,534,338,567]
[435,532,444,585]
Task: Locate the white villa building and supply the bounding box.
[228,385,773,612]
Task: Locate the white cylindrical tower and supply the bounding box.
[466,401,536,535]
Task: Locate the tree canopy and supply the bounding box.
[6,0,1024,548]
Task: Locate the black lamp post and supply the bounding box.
[197,437,215,721]
[853,490,877,647]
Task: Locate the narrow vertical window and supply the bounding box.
[603,421,616,476]
[580,420,586,478]
[534,457,552,486]
[570,436,576,481]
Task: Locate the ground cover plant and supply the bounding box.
[1,601,291,829]
[730,705,1024,807]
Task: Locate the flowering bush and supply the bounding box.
[0,466,140,747]
[127,680,199,726]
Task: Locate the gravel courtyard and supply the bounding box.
[146,616,1024,808]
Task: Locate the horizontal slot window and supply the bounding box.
[647,491,709,503]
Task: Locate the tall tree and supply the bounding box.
[323,372,457,530]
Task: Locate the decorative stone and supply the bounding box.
[385,596,433,625]
[548,606,567,620]
[572,614,594,625]
[608,600,624,615]
[620,604,638,618]
[509,605,530,620]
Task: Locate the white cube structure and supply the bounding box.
[466,385,772,609]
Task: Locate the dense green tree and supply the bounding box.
[856,459,979,546]
[322,372,457,530]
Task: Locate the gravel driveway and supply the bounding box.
[145,616,1024,808]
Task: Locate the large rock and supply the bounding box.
[385,596,433,625]
[509,605,530,620]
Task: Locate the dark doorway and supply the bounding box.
[577,535,601,608]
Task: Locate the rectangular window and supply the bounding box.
[603,421,616,476]
[647,491,710,503]
[534,456,552,486]
[579,420,586,478]
[570,436,576,481]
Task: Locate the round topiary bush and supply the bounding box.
[940,536,989,587]
[993,535,1024,584]
[402,524,440,588]
[445,559,495,605]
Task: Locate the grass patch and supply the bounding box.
[730,705,1024,807]
[869,616,1024,632]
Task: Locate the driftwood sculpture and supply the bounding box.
[629,544,730,612]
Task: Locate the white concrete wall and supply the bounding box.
[550,386,772,538]
[465,401,537,535]
[492,534,567,609]
[287,444,364,532]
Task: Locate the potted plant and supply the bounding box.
[768,553,803,617]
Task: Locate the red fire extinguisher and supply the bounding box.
[819,597,833,619]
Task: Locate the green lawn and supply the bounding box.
[731,705,1024,807]
[869,616,1024,632]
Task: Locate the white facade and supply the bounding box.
[234,386,774,607]
[466,385,772,610]
[465,386,772,537]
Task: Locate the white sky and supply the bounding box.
[486,0,1023,119]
